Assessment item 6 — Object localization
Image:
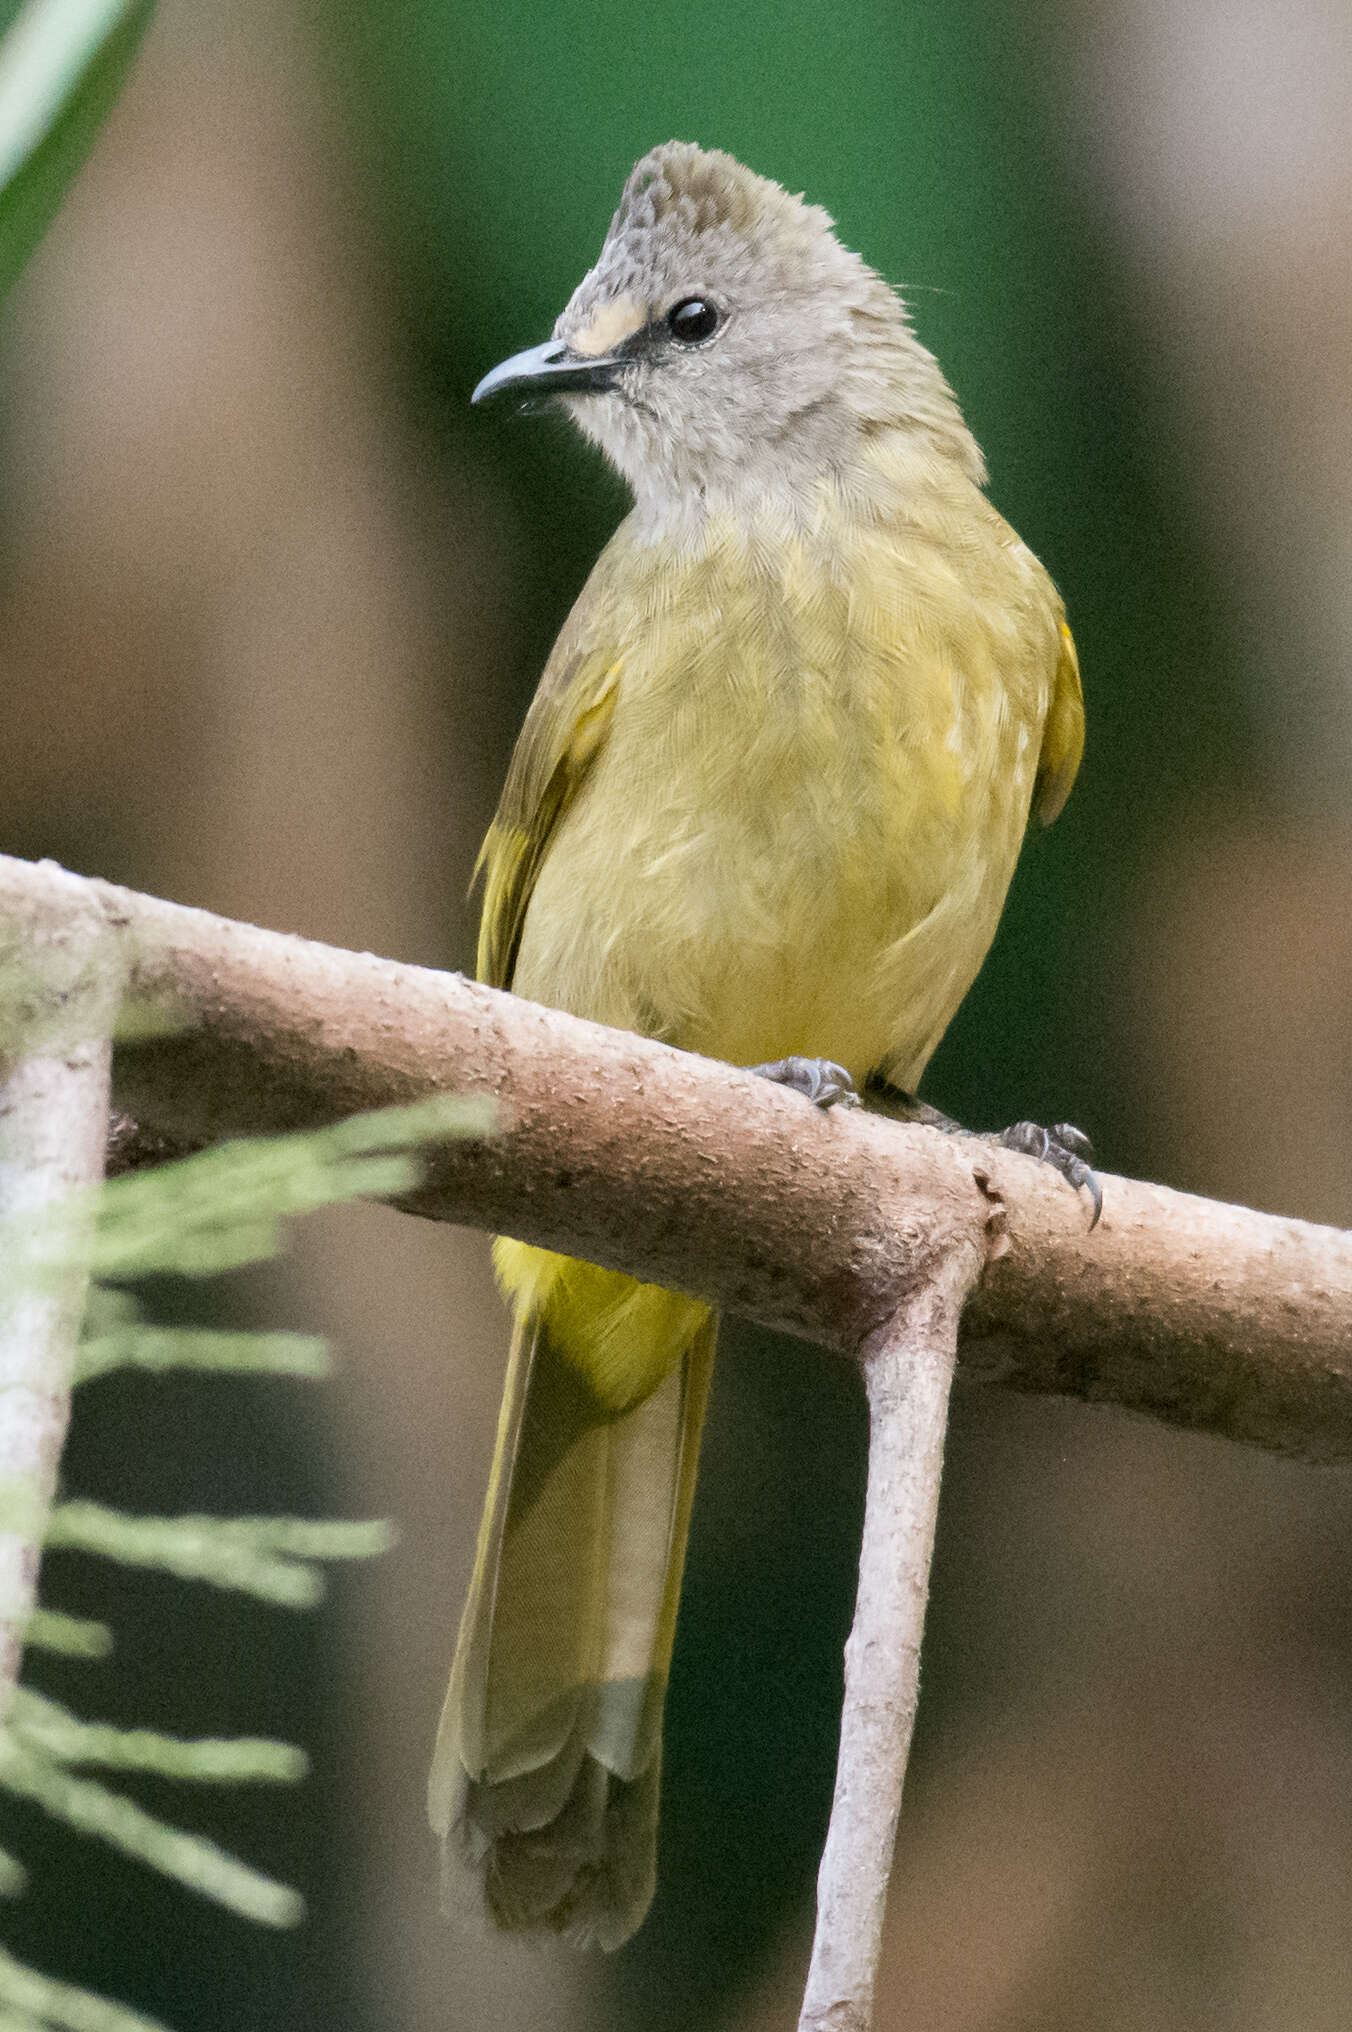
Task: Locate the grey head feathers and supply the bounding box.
[552,141,984,509]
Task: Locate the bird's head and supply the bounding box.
[473,142,982,513]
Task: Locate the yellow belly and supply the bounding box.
[512,509,1053,1093]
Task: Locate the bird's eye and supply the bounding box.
[666,298,721,345]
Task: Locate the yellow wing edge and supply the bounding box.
[1033,619,1084,827]
[474,667,620,990]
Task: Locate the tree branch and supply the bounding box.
[799,1244,977,2032]
[0,870,116,1709]
[1,853,1349,1464]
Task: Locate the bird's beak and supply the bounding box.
[471,339,625,406]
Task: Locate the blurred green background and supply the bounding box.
[2,0,1350,2027]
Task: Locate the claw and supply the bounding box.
[752,1056,860,1110]
[1051,1121,1094,1164]
[998,1119,1102,1230]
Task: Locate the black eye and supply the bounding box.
[666,297,721,345]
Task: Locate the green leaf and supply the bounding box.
[21,1608,113,1658]
[0,0,155,303]
[0,1943,173,2029]
[8,1689,308,1784]
[44,1503,394,1606]
[75,1324,331,1386]
[0,1737,305,1926]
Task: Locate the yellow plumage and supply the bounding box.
[429,140,1084,1950]
[500,443,1076,1087]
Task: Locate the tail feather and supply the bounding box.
[482,1754,663,1949]
[430,1278,715,1948]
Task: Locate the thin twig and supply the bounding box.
[0,876,119,1709]
[799,1243,979,2032]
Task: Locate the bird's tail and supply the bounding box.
[428,1246,714,1949]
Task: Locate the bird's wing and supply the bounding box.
[1032,618,1084,826]
[476,604,622,991]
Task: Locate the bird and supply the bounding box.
[428,140,1088,1950]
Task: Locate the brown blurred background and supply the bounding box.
[1,0,1350,2026]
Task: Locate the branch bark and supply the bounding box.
[1,853,1349,1463]
[799,1244,977,2032]
[0,870,117,1710]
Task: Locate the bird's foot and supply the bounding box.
[865,1074,1101,1228]
[997,1120,1102,1229]
[752,1056,860,1110]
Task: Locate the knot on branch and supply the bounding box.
[971,1163,1011,1265]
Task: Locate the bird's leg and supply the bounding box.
[865,1076,1103,1229]
[752,1056,860,1110]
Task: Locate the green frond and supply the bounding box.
[0,1736,305,1926]
[75,1325,330,1386]
[7,1690,308,1784]
[20,1610,112,1659]
[2,1090,495,1295]
[207,1516,397,1560]
[0,1945,172,2030]
[43,1504,392,1606]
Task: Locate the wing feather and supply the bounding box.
[476,613,622,990]
[1032,618,1085,826]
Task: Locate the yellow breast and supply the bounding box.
[511,447,1064,1092]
